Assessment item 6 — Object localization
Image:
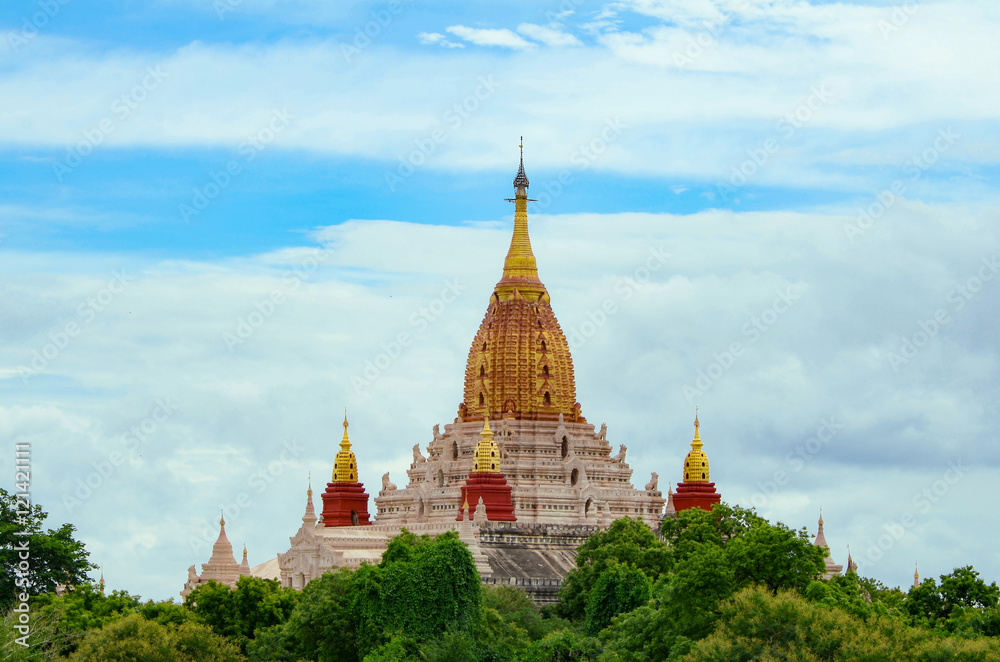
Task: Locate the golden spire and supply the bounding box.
[473,417,501,473]
[497,137,544,300]
[332,411,359,482]
[307,472,312,498]
[914,562,919,587]
[683,409,710,483]
[460,143,579,423]
[99,566,105,596]
[819,507,824,527]
[220,509,225,528]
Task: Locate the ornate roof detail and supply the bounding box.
[332,413,358,483]
[683,411,711,483]
[513,136,529,189]
[473,417,501,473]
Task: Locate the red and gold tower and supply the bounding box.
[457,417,516,521]
[672,412,721,512]
[321,415,372,527]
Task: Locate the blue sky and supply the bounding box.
[2,0,999,601]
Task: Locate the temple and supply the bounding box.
[270,144,665,603]
[180,143,870,602]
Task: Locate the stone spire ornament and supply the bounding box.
[302,473,317,526]
[813,509,844,579]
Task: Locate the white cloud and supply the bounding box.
[3,203,1000,598]
[416,31,464,48]
[0,0,996,197]
[516,23,583,47]
[445,25,535,50]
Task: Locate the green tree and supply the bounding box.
[523,628,603,662]
[723,519,826,594]
[248,568,358,662]
[805,573,906,623]
[658,503,765,565]
[940,566,1000,615]
[185,576,299,654]
[68,612,243,662]
[2,601,73,661]
[1,488,95,610]
[904,566,1000,629]
[584,561,652,635]
[31,582,142,656]
[554,518,669,621]
[600,542,733,661]
[483,584,568,641]
[353,530,482,656]
[686,585,1000,661]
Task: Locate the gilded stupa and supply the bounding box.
[671,412,722,512]
[461,141,580,424]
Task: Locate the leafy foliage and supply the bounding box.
[67,612,243,662]
[553,518,669,621]
[31,583,142,656]
[184,575,299,654]
[584,561,652,635]
[353,529,483,656]
[903,565,1000,636]
[685,585,1000,661]
[247,568,357,662]
[723,518,826,594]
[1,488,95,611]
[522,628,603,662]
[483,585,569,641]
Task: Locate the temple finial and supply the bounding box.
[512,138,529,190]
[683,410,709,482]
[220,509,225,528]
[498,140,540,298]
[307,472,312,497]
[819,507,824,527]
[341,411,351,449]
[333,409,359,483]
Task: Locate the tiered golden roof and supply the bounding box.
[683,412,711,483]
[332,414,358,483]
[461,142,581,423]
[472,417,501,473]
